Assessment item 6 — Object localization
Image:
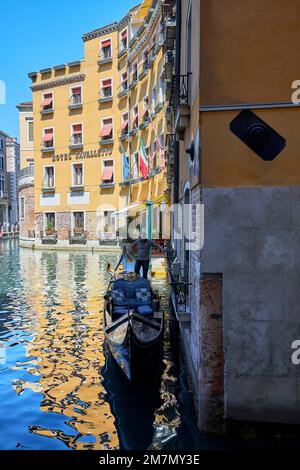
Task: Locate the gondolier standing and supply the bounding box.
[130,232,163,279]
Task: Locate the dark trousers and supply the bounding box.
[134,259,150,279]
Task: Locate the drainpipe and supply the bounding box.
[173,0,181,205]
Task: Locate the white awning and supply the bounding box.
[114,203,141,216]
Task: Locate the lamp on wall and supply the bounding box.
[186,140,194,162]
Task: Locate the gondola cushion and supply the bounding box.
[111,288,127,305]
[111,278,153,310]
[114,307,128,316]
[136,305,154,316]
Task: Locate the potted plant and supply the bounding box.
[45,221,54,236]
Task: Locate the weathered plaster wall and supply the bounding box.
[201,185,300,424]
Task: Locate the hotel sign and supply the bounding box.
[51,148,112,162]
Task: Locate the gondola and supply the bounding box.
[103,246,164,383]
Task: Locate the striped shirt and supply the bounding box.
[132,239,159,261]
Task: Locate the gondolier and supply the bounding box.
[130,232,163,279]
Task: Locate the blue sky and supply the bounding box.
[0,0,139,139]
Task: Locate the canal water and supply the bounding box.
[0,239,203,451]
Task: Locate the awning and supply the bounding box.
[101,168,113,181]
[121,119,128,130]
[43,97,53,107]
[44,130,53,142]
[73,124,82,134]
[102,79,111,88]
[114,203,142,216]
[72,87,81,95]
[121,30,127,40]
[100,124,113,137]
[102,39,111,48]
[132,113,138,124]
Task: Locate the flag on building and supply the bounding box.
[139,137,149,179]
[120,141,130,181]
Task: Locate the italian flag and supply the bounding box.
[139,137,149,179]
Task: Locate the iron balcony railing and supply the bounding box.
[170,74,191,109]
[19,166,34,179]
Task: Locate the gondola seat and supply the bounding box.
[110,278,154,317]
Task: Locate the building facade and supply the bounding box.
[6,137,20,225]
[16,102,35,241]
[0,130,9,229]
[27,0,169,248]
[166,0,300,433]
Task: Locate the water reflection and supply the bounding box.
[0,241,183,450]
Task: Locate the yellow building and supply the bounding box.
[27,0,168,248]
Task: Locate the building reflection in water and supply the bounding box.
[0,245,181,450]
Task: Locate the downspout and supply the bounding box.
[173,0,181,205]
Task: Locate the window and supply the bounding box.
[153,141,157,169]
[100,118,113,141]
[73,212,85,231]
[142,96,149,121]
[121,71,128,92]
[20,197,25,220]
[102,210,115,236]
[132,62,138,82]
[43,128,54,148]
[71,123,83,145]
[142,48,149,68]
[133,152,139,178]
[0,154,4,170]
[42,92,53,111]
[45,213,56,231]
[132,105,139,129]
[0,139,4,151]
[121,112,129,135]
[0,174,6,192]
[70,86,82,106]
[100,39,112,61]
[72,163,84,187]
[101,78,113,99]
[43,166,55,188]
[159,74,164,104]
[120,29,127,51]
[152,86,157,111]
[101,159,114,184]
[28,120,34,142]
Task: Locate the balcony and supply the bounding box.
[42,185,55,194]
[139,59,150,80]
[18,166,34,190]
[100,137,114,146]
[162,51,174,81]
[170,74,191,139]
[118,46,128,59]
[98,54,112,65]
[99,91,113,103]
[120,129,129,141]
[69,136,83,150]
[69,96,82,110]
[41,107,54,116]
[118,85,129,99]
[130,126,138,137]
[100,181,115,189]
[41,145,54,154]
[129,78,138,90]
[165,16,176,49]
[70,184,84,192]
